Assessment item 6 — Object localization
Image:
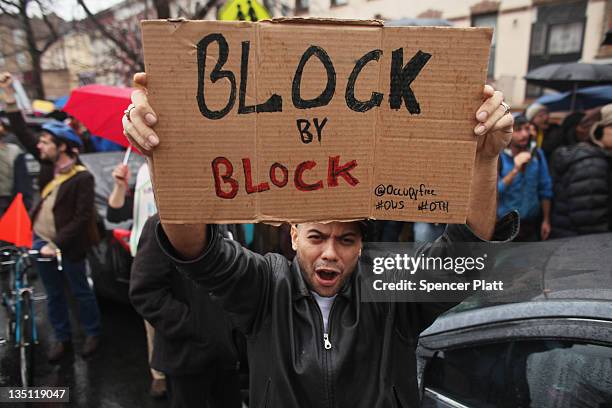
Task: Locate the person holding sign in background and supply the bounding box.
[123,65,516,407]
[497,114,552,241]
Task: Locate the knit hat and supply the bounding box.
[525,103,547,122]
[589,103,612,145]
[41,121,83,147]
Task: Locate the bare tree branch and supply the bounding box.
[40,32,59,53]
[192,0,220,19]
[0,6,18,17]
[76,0,144,70]
[153,0,170,19]
[143,0,150,20]
[35,0,59,38]
[34,0,61,53]
[0,0,19,15]
[0,0,19,7]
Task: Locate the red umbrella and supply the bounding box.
[63,84,133,148]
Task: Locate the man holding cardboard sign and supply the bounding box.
[124,19,516,407]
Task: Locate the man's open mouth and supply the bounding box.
[314,268,341,287]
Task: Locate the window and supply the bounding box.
[514,341,612,407]
[16,52,28,69]
[78,72,96,86]
[548,22,583,55]
[472,13,497,79]
[331,0,348,6]
[12,29,26,47]
[0,52,5,67]
[422,340,612,408]
[423,342,508,407]
[296,0,309,12]
[526,1,587,98]
[530,24,547,56]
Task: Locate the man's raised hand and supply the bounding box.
[474,85,513,160]
[123,73,208,260]
[122,73,159,154]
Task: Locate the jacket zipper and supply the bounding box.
[310,296,338,408]
[326,299,339,407]
[323,333,332,350]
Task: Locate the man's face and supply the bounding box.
[533,109,549,129]
[511,123,531,149]
[576,119,594,142]
[576,117,596,142]
[291,222,362,297]
[37,133,60,162]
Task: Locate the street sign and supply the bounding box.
[218,0,270,21]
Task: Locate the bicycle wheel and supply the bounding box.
[5,314,14,339]
[18,291,35,387]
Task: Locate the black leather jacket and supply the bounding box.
[157,214,517,407]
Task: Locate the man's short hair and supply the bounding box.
[513,114,529,130]
[296,221,371,241]
[357,220,371,241]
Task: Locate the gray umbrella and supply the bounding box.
[525,62,612,92]
[525,62,612,110]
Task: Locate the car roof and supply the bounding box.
[421,233,612,337]
[422,299,612,337]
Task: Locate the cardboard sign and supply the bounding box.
[141,19,492,224]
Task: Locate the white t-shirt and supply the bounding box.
[311,292,337,332]
[129,163,157,256]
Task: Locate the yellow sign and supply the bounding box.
[218,0,270,21]
[32,99,55,114]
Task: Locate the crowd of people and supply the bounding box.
[0,66,611,408]
[500,102,612,241]
[1,72,102,363]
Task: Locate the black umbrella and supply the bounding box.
[525,62,612,110]
[525,62,612,92]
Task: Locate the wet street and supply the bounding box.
[1,276,168,408]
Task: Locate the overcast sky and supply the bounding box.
[52,0,123,21]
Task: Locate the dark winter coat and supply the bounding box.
[551,142,612,238]
[129,215,240,375]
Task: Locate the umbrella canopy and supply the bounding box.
[53,95,69,110]
[63,84,132,148]
[525,62,612,92]
[535,85,612,112]
[32,99,55,114]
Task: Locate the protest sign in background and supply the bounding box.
[141,19,492,224]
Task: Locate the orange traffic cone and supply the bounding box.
[0,193,32,248]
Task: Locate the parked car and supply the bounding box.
[417,233,612,408]
[80,151,145,304]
